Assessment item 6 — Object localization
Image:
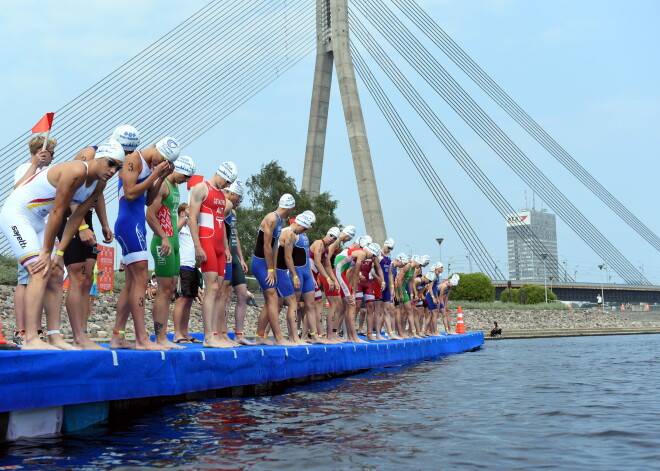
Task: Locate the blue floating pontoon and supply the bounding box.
[0,332,483,439]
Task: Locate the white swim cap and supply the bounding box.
[342,225,356,239]
[327,227,341,238]
[228,179,244,197]
[425,271,437,282]
[279,193,296,209]
[302,210,316,224]
[96,138,125,162]
[295,212,314,229]
[217,161,238,183]
[450,274,460,287]
[411,255,421,264]
[359,235,373,248]
[366,243,381,256]
[396,253,410,264]
[421,255,430,265]
[435,262,444,270]
[174,155,195,177]
[155,136,180,162]
[111,125,140,152]
[383,238,395,248]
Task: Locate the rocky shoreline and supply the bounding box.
[1,284,659,341]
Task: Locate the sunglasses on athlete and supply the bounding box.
[105,157,123,170]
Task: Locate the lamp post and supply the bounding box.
[436,237,444,264]
[598,264,605,311]
[541,253,548,303]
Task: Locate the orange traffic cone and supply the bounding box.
[455,306,466,334]
[325,299,330,307]
[621,303,625,311]
[646,303,651,312]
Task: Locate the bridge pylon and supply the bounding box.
[301,0,386,243]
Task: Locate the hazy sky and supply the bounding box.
[1,0,658,283]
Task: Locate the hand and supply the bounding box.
[29,250,52,276]
[381,281,386,291]
[154,161,172,178]
[102,225,114,243]
[35,149,49,166]
[347,294,356,306]
[266,270,277,286]
[48,256,65,279]
[359,274,365,282]
[328,279,336,291]
[293,276,301,290]
[240,259,248,273]
[158,238,172,257]
[79,228,97,247]
[195,244,206,263]
[313,277,319,290]
[225,251,232,264]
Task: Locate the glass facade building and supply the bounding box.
[506,209,559,283]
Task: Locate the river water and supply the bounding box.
[2,334,660,470]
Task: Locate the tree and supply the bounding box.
[520,284,558,304]
[448,272,495,302]
[236,161,342,270]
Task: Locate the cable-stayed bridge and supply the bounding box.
[0,0,656,286]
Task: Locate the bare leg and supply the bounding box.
[125,261,168,351]
[201,272,231,348]
[14,283,26,333]
[173,296,194,341]
[284,295,305,345]
[343,300,367,343]
[218,280,239,346]
[67,259,104,350]
[111,264,136,349]
[304,291,329,344]
[22,265,59,350]
[232,283,252,345]
[153,276,183,349]
[256,288,292,345]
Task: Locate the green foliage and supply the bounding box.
[448,272,495,302]
[236,161,341,272]
[500,288,520,303]
[520,284,557,304]
[0,254,18,284]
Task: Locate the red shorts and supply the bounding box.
[355,279,375,303]
[200,238,226,277]
[320,272,341,297]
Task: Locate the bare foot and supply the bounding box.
[235,335,253,346]
[48,335,77,350]
[203,338,225,348]
[389,334,403,340]
[135,340,170,351]
[294,339,308,346]
[157,339,186,350]
[274,338,297,347]
[110,335,135,349]
[254,336,274,346]
[73,338,107,350]
[22,338,60,350]
[366,334,376,341]
[349,337,368,344]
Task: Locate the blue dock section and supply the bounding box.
[0,332,483,438]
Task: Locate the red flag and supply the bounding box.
[31,113,54,133]
[187,174,204,190]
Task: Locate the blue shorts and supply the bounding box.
[276,268,295,298]
[115,219,148,265]
[381,286,392,303]
[293,265,315,295]
[250,256,275,292]
[425,292,438,311]
[17,263,29,285]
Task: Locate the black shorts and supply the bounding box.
[179,267,199,298]
[58,209,98,266]
[230,249,246,287]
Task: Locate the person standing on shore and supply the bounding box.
[147,155,195,349]
[251,194,297,346]
[1,139,125,350]
[188,162,238,348]
[112,137,180,351]
[11,135,57,346]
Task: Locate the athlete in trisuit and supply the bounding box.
[437,274,460,335]
[147,155,195,349]
[251,194,297,346]
[325,225,356,341]
[188,162,238,348]
[333,242,381,343]
[0,139,126,350]
[63,125,139,350]
[374,237,398,340]
[309,227,341,343]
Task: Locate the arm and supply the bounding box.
[323,255,338,288]
[94,193,113,243]
[280,231,299,290]
[145,180,172,256]
[187,183,208,263]
[350,252,367,291]
[374,257,385,289]
[74,146,96,162]
[14,152,48,189]
[120,153,168,202]
[224,200,233,263]
[233,211,248,273]
[146,162,173,207]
